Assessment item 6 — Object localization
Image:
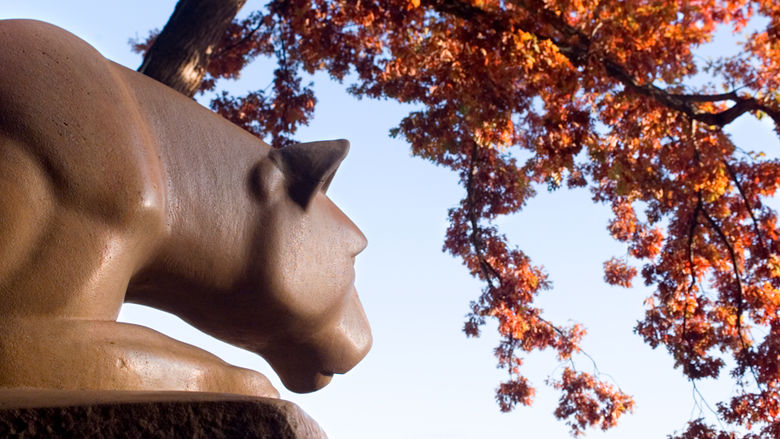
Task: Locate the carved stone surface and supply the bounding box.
[0,390,327,438]
[0,18,371,399]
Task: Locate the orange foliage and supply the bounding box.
[550,368,636,436]
[603,258,637,287]
[137,0,780,436]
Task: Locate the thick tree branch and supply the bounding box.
[670,91,741,103]
[425,0,780,130]
[607,67,780,128]
[138,0,247,97]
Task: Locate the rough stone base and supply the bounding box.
[0,389,326,438]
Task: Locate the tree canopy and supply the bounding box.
[137,1,780,437]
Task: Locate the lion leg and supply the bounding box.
[0,137,119,319]
[0,133,164,320]
[0,318,278,397]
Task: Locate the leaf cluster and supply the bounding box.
[139,0,780,436]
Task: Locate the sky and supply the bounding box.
[2,2,778,438]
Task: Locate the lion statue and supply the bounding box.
[0,19,371,397]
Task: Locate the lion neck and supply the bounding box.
[120,66,271,314]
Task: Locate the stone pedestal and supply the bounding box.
[0,389,326,438]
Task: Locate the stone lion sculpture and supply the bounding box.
[0,20,371,397]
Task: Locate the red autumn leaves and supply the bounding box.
[138,0,780,436]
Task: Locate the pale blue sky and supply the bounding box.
[2,2,777,437]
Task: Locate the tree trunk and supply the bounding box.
[138,0,246,97]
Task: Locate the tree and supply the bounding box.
[136,1,779,437]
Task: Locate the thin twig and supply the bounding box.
[683,194,703,357]
[700,208,745,330]
[723,159,769,255]
[692,380,727,430]
[464,136,616,386]
[465,139,503,287]
[212,15,265,59]
[700,206,762,389]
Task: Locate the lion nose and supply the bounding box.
[352,226,368,257]
[340,210,367,257]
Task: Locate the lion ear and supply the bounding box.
[268,139,349,209]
